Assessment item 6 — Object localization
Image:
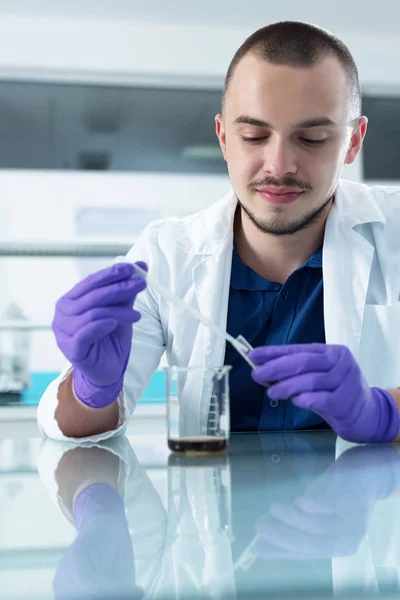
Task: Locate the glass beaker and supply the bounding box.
[164,365,231,454]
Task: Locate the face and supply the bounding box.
[216,54,367,236]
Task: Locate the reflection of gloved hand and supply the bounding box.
[55,446,120,513]
[249,344,399,443]
[53,483,143,600]
[52,262,147,407]
[254,444,400,560]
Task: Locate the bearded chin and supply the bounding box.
[236,194,333,237]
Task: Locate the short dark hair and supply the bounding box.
[222,21,361,118]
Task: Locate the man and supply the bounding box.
[38,21,400,443]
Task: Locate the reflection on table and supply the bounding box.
[35,431,400,599]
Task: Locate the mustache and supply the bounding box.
[248,177,312,191]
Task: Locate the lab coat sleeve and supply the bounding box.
[37,221,166,442]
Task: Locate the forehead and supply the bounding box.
[225,53,349,124]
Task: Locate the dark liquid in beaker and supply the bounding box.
[168,437,227,454]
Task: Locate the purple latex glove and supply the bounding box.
[53,483,143,600]
[52,262,147,408]
[249,343,399,443]
[254,444,400,560]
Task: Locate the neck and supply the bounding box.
[234,201,332,284]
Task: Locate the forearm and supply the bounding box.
[55,371,119,438]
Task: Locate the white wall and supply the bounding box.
[0,15,399,89]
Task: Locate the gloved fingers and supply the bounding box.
[251,352,335,385]
[53,306,141,337]
[63,262,145,300]
[290,390,331,412]
[334,344,359,375]
[253,516,341,559]
[251,538,297,560]
[58,277,147,316]
[254,530,359,559]
[56,319,118,362]
[249,343,328,365]
[293,482,340,515]
[131,260,148,273]
[266,371,341,400]
[296,492,370,536]
[267,502,344,536]
[286,362,363,421]
[291,388,367,441]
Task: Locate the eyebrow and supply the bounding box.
[232,116,337,129]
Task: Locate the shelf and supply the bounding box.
[0,321,50,330]
[0,240,136,257]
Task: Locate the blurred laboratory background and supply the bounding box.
[0,0,399,415]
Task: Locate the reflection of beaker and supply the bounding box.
[167,454,236,599]
[168,453,232,537]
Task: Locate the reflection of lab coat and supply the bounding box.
[38,179,400,441]
[39,438,236,600]
[333,438,400,597]
[39,436,400,599]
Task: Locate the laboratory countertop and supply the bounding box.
[2,431,400,599]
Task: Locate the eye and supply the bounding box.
[241,136,266,143]
[300,138,327,146]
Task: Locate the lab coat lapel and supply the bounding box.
[175,190,237,431]
[175,190,237,371]
[192,242,234,426]
[192,249,233,367]
[323,209,374,358]
[323,180,385,359]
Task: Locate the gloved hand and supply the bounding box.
[53,483,143,600]
[52,262,147,408]
[254,444,400,560]
[248,343,399,443]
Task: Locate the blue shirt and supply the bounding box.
[224,245,328,432]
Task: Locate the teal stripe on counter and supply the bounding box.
[21,371,166,406]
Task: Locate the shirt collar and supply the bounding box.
[231,245,322,291]
[231,247,281,291]
[302,246,323,269]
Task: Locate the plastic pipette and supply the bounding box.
[115,257,256,369]
[234,534,261,571]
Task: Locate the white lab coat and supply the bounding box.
[38,179,400,441]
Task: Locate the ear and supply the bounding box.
[215,114,227,161]
[345,117,368,165]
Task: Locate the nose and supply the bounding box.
[262,135,297,178]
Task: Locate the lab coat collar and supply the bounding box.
[333,179,386,228]
[174,189,237,255]
[174,179,386,256]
